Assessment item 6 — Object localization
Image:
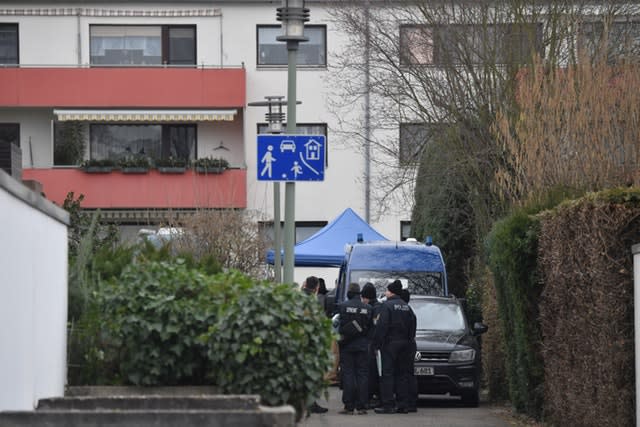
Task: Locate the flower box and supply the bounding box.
[158,166,187,174]
[81,159,116,173]
[195,166,226,174]
[193,157,229,174]
[121,167,150,174]
[83,166,113,174]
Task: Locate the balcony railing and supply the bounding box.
[22,168,247,210]
[0,65,246,108]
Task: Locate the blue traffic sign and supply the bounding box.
[257,134,326,182]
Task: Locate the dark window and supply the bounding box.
[400,23,542,66]
[54,122,86,166]
[257,122,329,166]
[90,124,196,162]
[167,27,197,65]
[0,123,20,176]
[257,25,326,66]
[399,122,444,165]
[0,123,19,146]
[90,25,195,66]
[580,20,640,63]
[0,24,18,65]
[400,221,412,241]
[260,220,327,246]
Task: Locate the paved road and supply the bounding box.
[299,387,513,427]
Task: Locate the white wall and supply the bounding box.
[0,171,69,411]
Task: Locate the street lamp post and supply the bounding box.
[276,0,309,284]
[248,96,287,283]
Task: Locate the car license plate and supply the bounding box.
[414,366,434,376]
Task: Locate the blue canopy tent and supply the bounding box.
[265,208,388,267]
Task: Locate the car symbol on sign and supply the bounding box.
[280,140,296,152]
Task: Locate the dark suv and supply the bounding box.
[409,296,488,406]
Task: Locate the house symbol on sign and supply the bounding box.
[305,139,321,161]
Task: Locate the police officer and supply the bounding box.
[361,282,382,408]
[400,289,418,412]
[337,282,373,415]
[373,280,414,414]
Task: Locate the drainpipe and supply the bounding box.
[363,1,371,223]
[633,243,640,427]
[218,10,223,67]
[76,8,82,65]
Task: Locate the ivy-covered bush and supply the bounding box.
[486,210,544,418]
[205,283,332,419]
[100,262,251,385]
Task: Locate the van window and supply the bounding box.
[350,270,444,296]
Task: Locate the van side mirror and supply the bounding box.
[472,322,488,335]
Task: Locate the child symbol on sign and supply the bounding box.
[291,161,303,179]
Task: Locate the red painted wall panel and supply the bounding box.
[22,168,247,209]
[0,68,245,107]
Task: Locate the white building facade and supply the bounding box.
[0,0,416,284]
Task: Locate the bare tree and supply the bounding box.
[171,209,270,279]
[495,57,640,203]
[326,1,565,223]
[327,0,638,227]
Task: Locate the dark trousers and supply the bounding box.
[367,344,380,400]
[380,340,410,410]
[340,347,369,410]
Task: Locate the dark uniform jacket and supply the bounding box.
[338,296,373,351]
[374,295,415,349]
[367,298,383,341]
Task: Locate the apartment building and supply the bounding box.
[0,1,409,264]
[0,0,404,286]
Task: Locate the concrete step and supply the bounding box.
[0,407,295,427]
[37,395,261,411]
[0,391,296,427]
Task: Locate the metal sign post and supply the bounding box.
[276,0,309,284]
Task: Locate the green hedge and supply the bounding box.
[486,210,544,418]
[206,283,332,417]
[100,261,243,385]
[85,259,331,419]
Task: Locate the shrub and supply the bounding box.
[486,210,544,418]
[205,283,332,419]
[100,262,248,385]
[538,188,640,427]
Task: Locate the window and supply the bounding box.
[260,221,327,246]
[0,123,19,146]
[54,122,85,166]
[0,24,18,65]
[399,122,444,165]
[257,25,326,66]
[89,124,196,162]
[580,20,640,63]
[400,221,412,241]
[257,122,328,166]
[400,23,542,66]
[90,25,195,66]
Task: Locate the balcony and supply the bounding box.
[0,66,245,108]
[21,168,247,210]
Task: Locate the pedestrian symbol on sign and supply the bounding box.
[260,145,276,178]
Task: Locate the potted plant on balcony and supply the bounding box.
[194,157,229,174]
[81,158,116,173]
[118,156,151,174]
[155,156,188,174]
